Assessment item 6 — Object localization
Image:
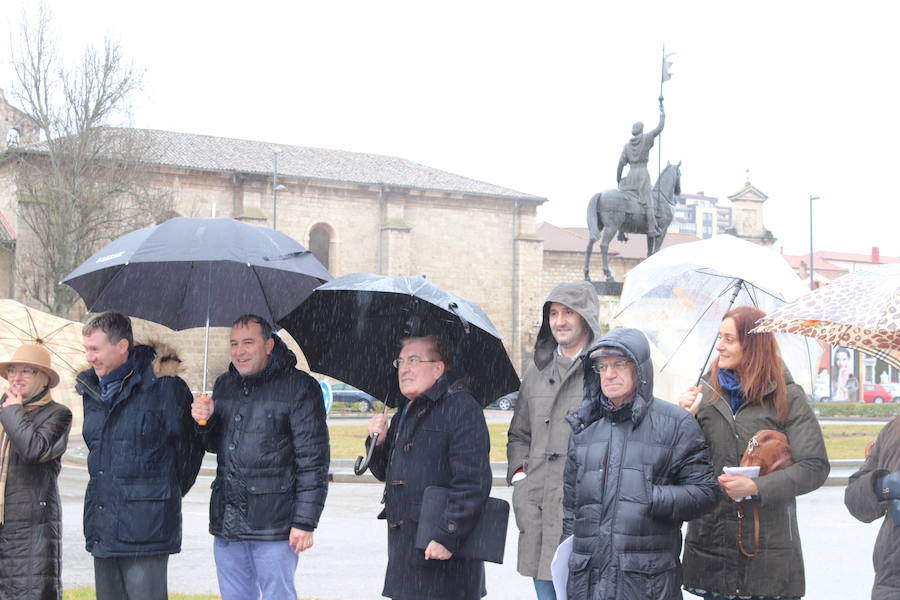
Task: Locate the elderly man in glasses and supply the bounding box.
[561,328,717,600]
[366,335,492,600]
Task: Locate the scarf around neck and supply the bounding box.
[718,368,745,415]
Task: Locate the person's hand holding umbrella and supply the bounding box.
[367,408,389,448]
[191,394,215,425]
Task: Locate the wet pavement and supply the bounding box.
[59,461,879,599]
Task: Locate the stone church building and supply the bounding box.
[0,92,548,408]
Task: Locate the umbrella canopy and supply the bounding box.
[278,273,520,407]
[614,235,821,393]
[0,299,88,432]
[62,217,332,330]
[751,264,900,369]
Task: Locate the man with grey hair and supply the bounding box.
[617,100,665,237]
[77,311,204,600]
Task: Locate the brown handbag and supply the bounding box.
[736,430,794,558]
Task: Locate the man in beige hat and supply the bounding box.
[0,343,72,599]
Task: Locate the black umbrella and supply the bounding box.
[63,217,331,389]
[278,273,520,407]
[279,273,520,475]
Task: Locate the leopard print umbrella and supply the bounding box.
[751,264,900,369]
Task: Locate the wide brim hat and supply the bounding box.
[0,343,60,388]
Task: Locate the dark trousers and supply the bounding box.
[94,554,169,600]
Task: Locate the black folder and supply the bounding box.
[414,486,509,564]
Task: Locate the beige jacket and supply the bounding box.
[506,281,600,580]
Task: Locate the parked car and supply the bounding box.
[863,383,893,404]
[331,382,377,412]
[809,371,830,402]
[882,382,900,403]
[488,391,518,411]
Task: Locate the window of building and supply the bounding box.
[309,223,331,271]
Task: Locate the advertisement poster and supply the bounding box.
[831,347,859,402]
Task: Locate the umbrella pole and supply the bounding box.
[695,279,744,386]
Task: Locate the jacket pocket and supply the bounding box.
[618,552,677,599]
[246,476,294,531]
[566,552,594,599]
[116,478,174,544]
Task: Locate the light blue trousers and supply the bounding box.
[213,536,299,600]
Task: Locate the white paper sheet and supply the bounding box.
[551,534,573,600]
[723,465,760,501]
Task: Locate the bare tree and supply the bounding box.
[6,5,173,316]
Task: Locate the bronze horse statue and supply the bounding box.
[584,161,681,282]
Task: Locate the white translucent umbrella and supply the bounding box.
[613,235,822,397]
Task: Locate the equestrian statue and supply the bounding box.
[583,149,681,282]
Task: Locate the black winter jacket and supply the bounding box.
[368,375,492,600]
[201,334,329,539]
[562,328,718,600]
[0,393,71,600]
[77,343,204,558]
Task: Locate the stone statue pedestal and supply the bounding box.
[589,280,623,297]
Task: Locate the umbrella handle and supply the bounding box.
[354,433,379,475]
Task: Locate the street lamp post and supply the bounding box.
[272,148,287,230]
[809,195,820,290]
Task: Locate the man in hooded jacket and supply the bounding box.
[562,328,717,600]
[507,281,600,599]
[845,416,900,600]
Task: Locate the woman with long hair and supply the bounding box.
[678,305,829,600]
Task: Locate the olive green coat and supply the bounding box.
[681,371,829,598]
[506,281,600,581]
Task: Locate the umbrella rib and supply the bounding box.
[249,265,279,324]
[659,279,740,372]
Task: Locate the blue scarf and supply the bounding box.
[718,368,745,414]
[99,351,136,403]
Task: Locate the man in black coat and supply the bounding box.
[367,335,492,600]
[192,314,329,600]
[78,312,204,600]
[562,328,717,600]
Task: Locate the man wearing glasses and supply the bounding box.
[366,336,492,600]
[561,328,717,599]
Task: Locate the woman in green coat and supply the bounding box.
[678,306,829,599]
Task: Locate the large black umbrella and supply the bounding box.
[63,217,331,389]
[278,273,520,408]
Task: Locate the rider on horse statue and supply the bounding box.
[616,98,665,237]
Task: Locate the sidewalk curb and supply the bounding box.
[63,448,858,487]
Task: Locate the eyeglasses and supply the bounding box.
[592,359,631,375]
[6,366,39,378]
[392,356,440,369]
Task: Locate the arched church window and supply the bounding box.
[309,223,331,271]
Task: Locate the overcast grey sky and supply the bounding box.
[2,1,897,257]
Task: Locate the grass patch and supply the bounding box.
[64,591,322,600]
[64,591,221,600]
[329,424,509,462]
[820,423,883,459]
[814,402,900,418]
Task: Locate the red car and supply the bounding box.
[863,383,893,404]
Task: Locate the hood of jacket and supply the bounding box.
[224,332,297,385]
[534,281,601,370]
[76,340,183,398]
[569,327,655,430]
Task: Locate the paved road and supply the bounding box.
[59,463,879,599]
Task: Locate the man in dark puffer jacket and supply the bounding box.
[192,314,329,600]
[562,328,717,600]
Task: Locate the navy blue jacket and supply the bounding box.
[200,334,329,540]
[77,342,204,558]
